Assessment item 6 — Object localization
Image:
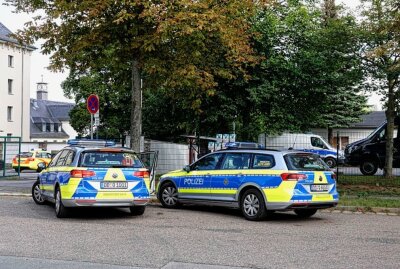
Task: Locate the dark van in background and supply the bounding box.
[345,116,400,175]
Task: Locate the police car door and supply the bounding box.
[211,153,251,201]
[179,153,223,200]
[40,150,63,198]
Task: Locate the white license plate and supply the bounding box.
[310,184,329,192]
[100,182,128,189]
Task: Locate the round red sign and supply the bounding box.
[87,94,99,114]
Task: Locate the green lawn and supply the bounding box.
[337,175,400,208]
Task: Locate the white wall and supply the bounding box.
[61,120,78,140]
[0,43,32,141]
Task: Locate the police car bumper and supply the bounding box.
[266,200,338,211]
[62,198,150,207]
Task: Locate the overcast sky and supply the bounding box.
[0,0,382,110]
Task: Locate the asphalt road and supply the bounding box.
[0,196,399,269]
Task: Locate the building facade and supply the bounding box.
[30,81,77,147]
[0,22,35,141]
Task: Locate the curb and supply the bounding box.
[1,192,399,215]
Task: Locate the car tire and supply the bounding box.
[324,157,336,168]
[294,209,318,218]
[360,160,378,176]
[159,182,179,208]
[32,181,46,205]
[36,162,45,172]
[240,189,266,221]
[55,187,69,218]
[129,206,146,216]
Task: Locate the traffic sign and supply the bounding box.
[87,94,99,114]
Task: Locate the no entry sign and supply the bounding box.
[87,94,99,114]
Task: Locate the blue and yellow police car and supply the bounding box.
[157,142,338,221]
[32,140,150,218]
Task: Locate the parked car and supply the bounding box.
[259,133,344,168]
[32,139,150,218]
[345,117,400,175]
[157,142,338,221]
[12,149,52,172]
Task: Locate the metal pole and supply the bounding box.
[90,114,93,140]
[336,131,339,183]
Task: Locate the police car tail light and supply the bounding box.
[331,173,337,181]
[133,171,150,178]
[281,173,307,181]
[70,169,96,178]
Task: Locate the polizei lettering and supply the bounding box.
[184,178,204,185]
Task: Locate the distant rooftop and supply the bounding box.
[0,21,36,50]
[351,111,386,128]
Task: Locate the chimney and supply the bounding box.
[36,76,48,100]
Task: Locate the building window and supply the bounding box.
[54,123,59,132]
[7,106,13,122]
[46,123,51,132]
[8,55,14,67]
[8,79,13,94]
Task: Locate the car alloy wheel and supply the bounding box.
[32,181,45,205]
[55,187,68,218]
[159,183,179,208]
[240,189,266,221]
[243,194,260,217]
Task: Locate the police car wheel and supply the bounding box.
[240,189,266,221]
[32,181,46,205]
[324,157,336,168]
[159,183,179,208]
[55,187,69,218]
[294,209,318,218]
[129,206,146,216]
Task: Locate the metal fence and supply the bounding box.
[0,136,21,177]
[259,131,400,181]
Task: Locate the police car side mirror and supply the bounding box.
[183,165,191,172]
[37,162,47,171]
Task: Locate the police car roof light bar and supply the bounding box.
[225,142,265,149]
[67,139,116,147]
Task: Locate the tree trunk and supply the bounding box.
[328,127,333,145]
[130,58,142,152]
[383,79,395,178]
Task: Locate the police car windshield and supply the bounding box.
[80,151,143,168]
[285,153,330,171]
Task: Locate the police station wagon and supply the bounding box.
[157,143,338,221]
[32,140,150,218]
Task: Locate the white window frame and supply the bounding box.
[7,106,13,122]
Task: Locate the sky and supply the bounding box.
[0,0,383,110]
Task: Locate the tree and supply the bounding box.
[8,0,261,151]
[359,0,400,177]
[242,0,367,141]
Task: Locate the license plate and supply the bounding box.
[310,184,329,192]
[100,181,128,189]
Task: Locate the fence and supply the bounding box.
[259,131,400,180]
[0,136,21,177]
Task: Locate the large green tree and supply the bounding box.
[241,0,367,141]
[359,0,400,177]
[8,0,261,151]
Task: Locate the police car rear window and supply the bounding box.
[284,153,329,171]
[80,151,143,168]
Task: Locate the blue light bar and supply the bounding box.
[67,139,116,147]
[225,142,265,149]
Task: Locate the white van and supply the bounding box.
[258,133,344,168]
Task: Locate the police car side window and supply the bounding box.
[64,151,75,166]
[221,153,251,170]
[55,150,70,167]
[252,154,275,169]
[48,151,62,168]
[311,137,324,148]
[191,153,223,171]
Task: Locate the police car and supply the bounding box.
[32,140,151,218]
[157,142,338,221]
